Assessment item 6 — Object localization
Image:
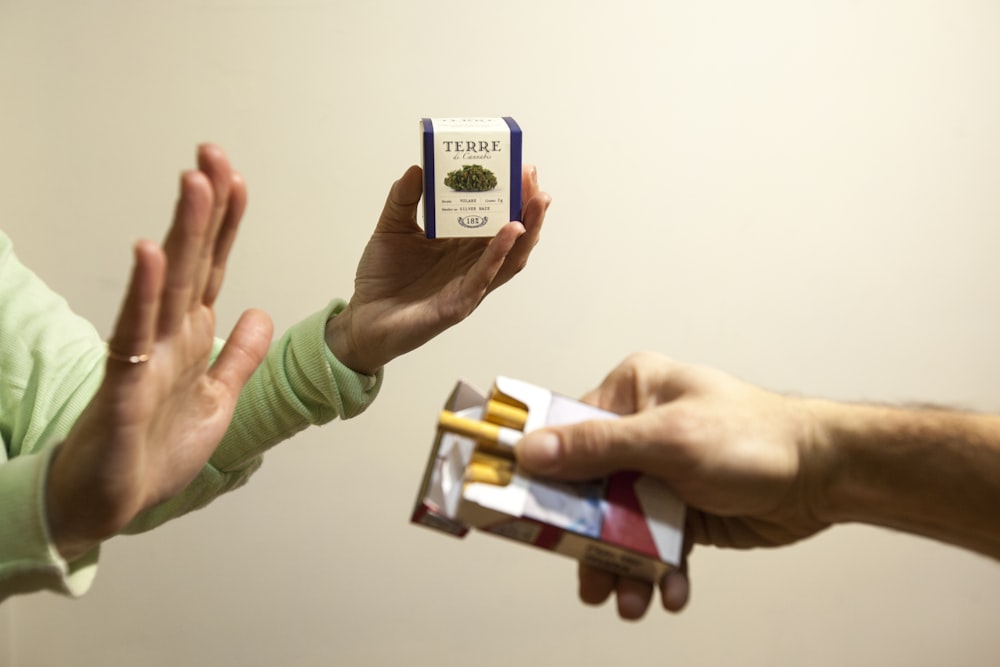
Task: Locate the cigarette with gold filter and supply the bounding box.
[489,388,529,410]
[484,399,528,430]
[470,450,514,470]
[464,461,513,486]
[438,410,522,450]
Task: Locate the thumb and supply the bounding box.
[209,308,273,393]
[375,165,424,233]
[515,417,650,481]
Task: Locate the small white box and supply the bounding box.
[420,117,523,238]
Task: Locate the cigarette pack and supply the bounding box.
[420,117,523,238]
[411,377,686,583]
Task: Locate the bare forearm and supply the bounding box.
[811,399,1000,558]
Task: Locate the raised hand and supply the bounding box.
[45,144,273,560]
[324,165,550,374]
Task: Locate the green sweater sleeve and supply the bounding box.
[0,231,382,599]
[0,232,107,598]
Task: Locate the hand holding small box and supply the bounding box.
[325,163,549,375]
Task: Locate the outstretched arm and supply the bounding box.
[515,351,1000,619]
[807,398,1000,558]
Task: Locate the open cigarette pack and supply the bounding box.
[411,376,686,583]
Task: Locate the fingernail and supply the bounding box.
[518,431,561,472]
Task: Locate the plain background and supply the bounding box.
[3,1,1000,665]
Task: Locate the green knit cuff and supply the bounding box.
[0,445,99,600]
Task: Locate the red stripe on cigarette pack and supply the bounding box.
[600,471,659,558]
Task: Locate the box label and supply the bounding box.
[421,117,522,238]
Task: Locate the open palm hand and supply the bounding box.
[326,164,550,374]
[45,145,272,560]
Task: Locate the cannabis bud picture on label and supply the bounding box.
[444,164,498,192]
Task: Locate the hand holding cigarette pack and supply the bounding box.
[412,377,686,583]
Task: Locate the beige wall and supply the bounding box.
[0,604,9,661]
[4,1,1000,665]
